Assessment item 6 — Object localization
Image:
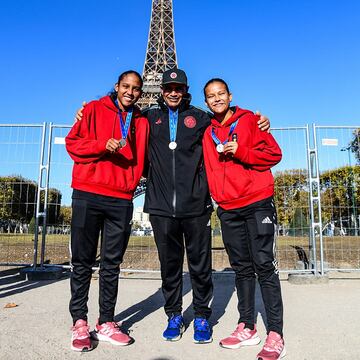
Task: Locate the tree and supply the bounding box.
[273,169,310,230]
[28,217,36,234]
[0,176,37,221]
[0,175,63,224]
[349,128,360,164]
[289,207,309,236]
[59,206,72,225]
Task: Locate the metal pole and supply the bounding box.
[40,123,53,268]
[33,123,47,269]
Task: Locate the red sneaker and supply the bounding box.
[71,319,93,352]
[219,322,260,349]
[94,321,134,346]
[257,331,286,360]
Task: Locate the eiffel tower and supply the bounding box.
[137,0,178,109]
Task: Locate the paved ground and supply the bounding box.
[1,268,360,360]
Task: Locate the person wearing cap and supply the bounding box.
[142,68,214,343]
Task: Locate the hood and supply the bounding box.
[211,106,252,128]
[99,95,142,117]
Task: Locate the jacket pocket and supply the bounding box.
[210,163,252,203]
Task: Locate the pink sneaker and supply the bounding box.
[71,319,93,352]
[94,321,134,346]
[256,331,286,360]
[219,322,261,349]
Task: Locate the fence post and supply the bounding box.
[307,124,324,275]
[39,123,53,268]
[32,123,47,269]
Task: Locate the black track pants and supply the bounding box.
[150,212,213,319]
[217,196,283,335]
[69,191,133,325]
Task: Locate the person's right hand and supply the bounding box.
[106,138,120,153]
[74,101,87,122]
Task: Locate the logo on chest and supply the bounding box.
[184,116,196,128]
[155,118,162,125]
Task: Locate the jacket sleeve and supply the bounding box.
[233,115,282,171]
[65,103,108,164]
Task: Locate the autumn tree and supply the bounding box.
[349,128,360,164]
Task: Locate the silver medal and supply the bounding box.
[169,141,177,150]
[216,143,224,153]
[119,138,127,148]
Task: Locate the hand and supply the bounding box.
[256,111,270,133]
[74,101,87,123]
[106,138,120,153]
[224,141,238,155]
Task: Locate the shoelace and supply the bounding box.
[101,322,123,336]
[231,327,251,340]
[194,319,209,331]
[71,324,90,340]
[168,316,183,329]
[263,338,283,353]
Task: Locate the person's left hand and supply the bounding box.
[256,111,270,133]
[224,141,238,155]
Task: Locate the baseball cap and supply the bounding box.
[161,68,188,86]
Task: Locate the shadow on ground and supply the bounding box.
[0,267,69,299]
[115,271,267,333]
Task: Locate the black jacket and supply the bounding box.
[143,96,213,217]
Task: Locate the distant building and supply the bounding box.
[132,207,151,229]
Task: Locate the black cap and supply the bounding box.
[162,68,188,86]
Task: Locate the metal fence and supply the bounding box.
[0,123,359,274]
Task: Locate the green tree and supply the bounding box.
[59,206,72,225]
[28,216,36,234]
[289,207,309,236]
[273,169,309,229]
[349,128,360,164]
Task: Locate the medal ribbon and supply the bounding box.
[168,108,179,143]
[211,120,238,147]
[115,99,133,140]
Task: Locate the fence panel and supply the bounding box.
[269,127,313,272]
[43,125,161,271]
[3,123,358,273]
[314,126,360,271]
[0,124,45,266]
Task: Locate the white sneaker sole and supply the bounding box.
[93,332,133,346]
[194,337,213,344]
[257,346,286,359]
[220,335,261,349]
[70,343,93,352]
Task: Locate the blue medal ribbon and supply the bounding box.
[211,120,238,147]
[169,108,179,143]
[115,99,133,140]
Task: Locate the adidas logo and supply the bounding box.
[262,216,272,224]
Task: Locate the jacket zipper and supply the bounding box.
[172,150,176,216]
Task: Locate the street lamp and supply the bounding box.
[341,146,358,236]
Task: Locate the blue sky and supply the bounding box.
[1,0,360,127]
[0,0,359,206]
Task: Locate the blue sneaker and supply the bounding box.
[193,317,212,343]
[162,315,184,341]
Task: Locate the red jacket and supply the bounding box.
[202,106,282,210]
[65,96,149,200]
